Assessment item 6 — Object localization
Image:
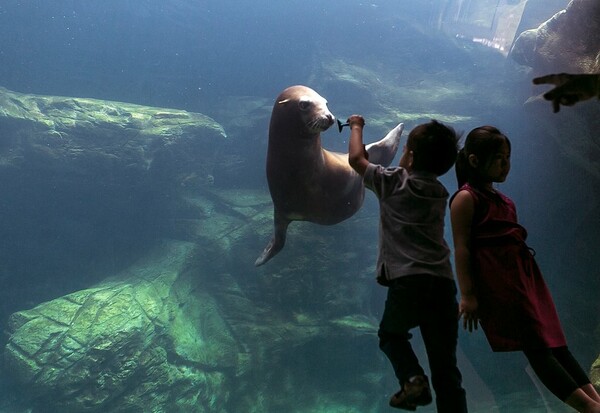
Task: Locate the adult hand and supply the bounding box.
[458,294,479,332]
[532,73,600,113]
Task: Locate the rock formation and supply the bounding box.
[511,0,600,76]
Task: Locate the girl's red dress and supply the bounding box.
[454,183,567,351]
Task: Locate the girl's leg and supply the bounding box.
[524,347,600,413]
[552,347,600,403]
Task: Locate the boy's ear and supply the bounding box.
[468,154,478,168]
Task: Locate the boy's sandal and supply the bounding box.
[389,390,417,411]
[389,375,432,410]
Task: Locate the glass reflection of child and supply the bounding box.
[347,115,468,412]
[450,126,600,413]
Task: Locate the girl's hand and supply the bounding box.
[459,294,479,332]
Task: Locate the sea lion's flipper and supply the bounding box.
[254,213,290,266]
[365,122,404,167]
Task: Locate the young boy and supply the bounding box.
[347,115,467,412]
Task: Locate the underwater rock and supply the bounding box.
[0,86,227,189]
[510,0,600,75]
[0,86,231,324]
[508,28,537,67]
[592,355,600,390]
[3,204,387,413]
[4,241,237,413]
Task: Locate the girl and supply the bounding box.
[450,126,600,413]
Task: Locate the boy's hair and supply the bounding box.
[455,125,511,188]
[407,120,460,176]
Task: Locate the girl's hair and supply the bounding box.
[455,125,511,188]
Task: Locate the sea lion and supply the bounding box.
[255,85,403,266]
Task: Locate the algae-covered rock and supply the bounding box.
[1,176,386,413]
[0,86,226,188]
[4,230,387,413]
[592,355,600,391]
[4,241,236,413]
[0,87,232,323]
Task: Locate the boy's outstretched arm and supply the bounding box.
[347,115,369,176]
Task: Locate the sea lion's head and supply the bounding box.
[274,85,335,134]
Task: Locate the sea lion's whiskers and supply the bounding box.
[307,118,325,131]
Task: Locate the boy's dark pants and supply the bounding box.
[379,274,467,413]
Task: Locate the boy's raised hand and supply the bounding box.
[347,114,365,128]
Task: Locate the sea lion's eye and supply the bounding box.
[298,100,311,111]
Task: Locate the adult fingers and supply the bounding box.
[533,73,569,86]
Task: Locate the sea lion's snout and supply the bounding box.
[304,106,335,133]
[314,101,335,131]
[314,112,334,132]
[326,113,334,125]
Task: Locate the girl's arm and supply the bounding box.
[347,115,369,176]
[450,190,479,332]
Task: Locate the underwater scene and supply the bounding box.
[0,0,598,412]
